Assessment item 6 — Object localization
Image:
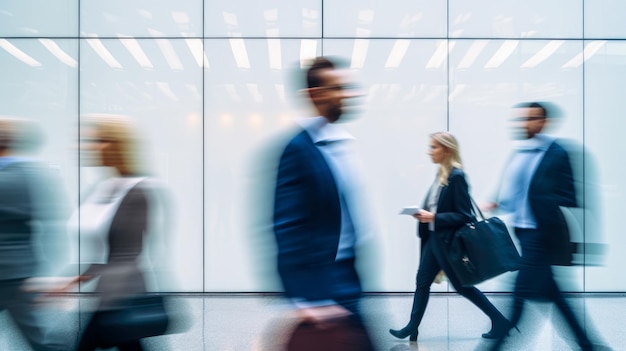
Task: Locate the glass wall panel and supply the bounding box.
[322,39,448,291]
[584,40,626,291]
[80,38,204,292]
[323,0,447,38]
[203,38,321,291]
[205,1,322,38]
[585,0,626,38]
[0,38,78,277]
[0,1,77,37]
[81,0,202,37]
[449,39,584,292]
[449,0,582,39]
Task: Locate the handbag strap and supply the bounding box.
[469,197,486,221]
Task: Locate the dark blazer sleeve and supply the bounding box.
[273,132,341,302]
[434,169,474,231]
[418,169,474,240]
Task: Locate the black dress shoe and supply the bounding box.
[389,327,418,341]
[482,320,517,339]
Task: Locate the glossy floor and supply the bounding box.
[0,294,622,350]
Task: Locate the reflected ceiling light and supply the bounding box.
[171,11,190,24]
[148,28,185,70]
[448,84,467,102]
[247,83,263,103]
[186,84,201,100]
[266,29,282,70]
[157,39,184,70]
[0,39,41,67]
[223,11,238,26]
[457,40,489,69]
[423,85,446,103]
[385,84,402,102]
[275,84,286,101]
[38,39,77,67]
[385,39,410,68]
[365,84,380,103]
[187,112,201,128]
[351,28,370,69]
[264,8,278,22]
[117,36,153,69]
[85,37,122,69]
[229,37,251,69]
[299,39,317,67]
[521,40,564,68]
[562,40,607,69]
[156,82,179,101]
[220,113,233,128]
[426,41,455,69]
[137,9,152,20]
[302,8,318,19]
[185,38,209,68]
[358,9,375,23]
[484,40,518,69]
[224,84,242,102]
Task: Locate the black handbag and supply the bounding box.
[445,199,521,287]
[98,295,170,344]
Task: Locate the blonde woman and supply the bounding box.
[61,115,160,351]
[390,132,511,342]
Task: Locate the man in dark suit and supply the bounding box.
[486,102,597,350]
[0,118,65,351]
[272,57,374,350]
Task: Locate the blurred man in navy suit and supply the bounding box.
[272,57,374,350]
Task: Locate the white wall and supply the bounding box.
[0,0,623,292]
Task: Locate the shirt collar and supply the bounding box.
[295,116,355,144]
[514,133,553,151]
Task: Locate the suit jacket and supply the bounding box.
[527,140,577,265]
[273,129,362,303]
[0,160,66,280]
[418,168,474,246]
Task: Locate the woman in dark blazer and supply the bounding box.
[389,132,511,342]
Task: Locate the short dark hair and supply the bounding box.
[514,101,549,118]
[306,56,347,89]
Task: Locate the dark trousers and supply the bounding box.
[511,228,592,349]
[77,311,144,351]
[405,237,506,329]
[0,279,64,351]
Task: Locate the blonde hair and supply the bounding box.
[430,132,463,186]
[82,114,144,176]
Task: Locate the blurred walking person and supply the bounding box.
[0,117,66,351]
[272,56,375,350]
[58,114,168,351]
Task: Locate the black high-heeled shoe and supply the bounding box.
[482,319,518,339]
[389,326,418,341]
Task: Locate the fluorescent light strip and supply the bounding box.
[86,37,122,69]
[299,40,317,68]
[426,41,455,69]
[385,40,410,68]
[224,84,241,102]
[484,40,519,69]
[156,82,179,101]
[521,40,565,68]
[449,84,467,102]
[562,40,607,69]
[247,83,263,103]
[275,84,286,101]
[229,38,251,69]
[38,39,76,67]
[118,36,153,69]
[185,38,209,68]
[156,39,184,70]
[266,29,282,70]
[0,39,41,67]
[457,40,489,69]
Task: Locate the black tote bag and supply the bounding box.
[445,199,521,287]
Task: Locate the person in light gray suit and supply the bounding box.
[0,118,65,351]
